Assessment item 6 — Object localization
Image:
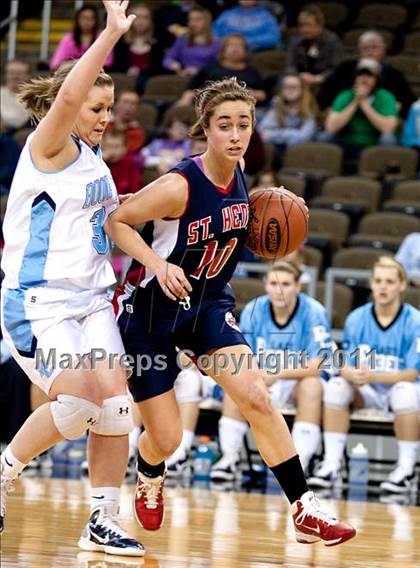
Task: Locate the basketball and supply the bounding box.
[246,186,308,259]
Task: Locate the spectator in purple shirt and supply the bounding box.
[50,5,113,70]
[163,6,220,78]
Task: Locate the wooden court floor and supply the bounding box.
[1,477,419,568]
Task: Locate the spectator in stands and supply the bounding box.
[163,6,220,78]
[140,109,192,175]
[317,31,416,118]
[251,169,282,188]
[176,34,267,107]
[210,261,334,481]
[322,58,398,155]
[0,127,20,193]
[401,99,420,148]
[111,3,163,94]
[258,73,317,163]
[285,4,343,87]
[106,90,146,153]
[102,130,143,195]
[153,0,204,50]
[396,233,420,286]
[309,257,420,495]
[0,60,30,132]
[50,5,113,70]
[213,0,281,52]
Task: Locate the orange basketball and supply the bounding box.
[246,187,308,259]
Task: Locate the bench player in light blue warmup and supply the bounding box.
[211,260,335,482]
[309,256,420,494]
[0,1,144,557]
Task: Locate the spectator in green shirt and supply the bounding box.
[320,58,398,155]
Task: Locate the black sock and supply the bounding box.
[270,454,308,504]
[137,452,165,478]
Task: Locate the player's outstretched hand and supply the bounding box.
[103,0,136,36]
[155,260,192,301]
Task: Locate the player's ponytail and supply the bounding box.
[18,60,113,123]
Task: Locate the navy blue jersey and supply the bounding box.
[122,156,249,303]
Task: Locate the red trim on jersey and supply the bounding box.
[162,171,191,221]
[215,174,235,195]
[112,265,145,315]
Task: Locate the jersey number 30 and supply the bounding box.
[90,207,108,254]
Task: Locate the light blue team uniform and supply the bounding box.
[341,302,420,409]
[240,293,335,406]
[1,133,124,394]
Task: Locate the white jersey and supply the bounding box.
[1,133,118,290]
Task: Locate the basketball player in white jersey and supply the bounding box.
[0,1,144,556]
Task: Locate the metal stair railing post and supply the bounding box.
[40,0,52,61]
[6,0,19,61]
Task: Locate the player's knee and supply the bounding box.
[50,394,102,440]
[298,376,323,399]
[389,381,420,415]
[236,371,272,416]
[89,395,134,436]
[174,367,202,404]
[324,376,354,410]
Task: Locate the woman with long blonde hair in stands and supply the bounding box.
[0,1,144,557]
[259,72,318,166]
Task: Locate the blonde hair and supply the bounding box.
[18,60,114,123]
[276,73,318,127]
[190,77,256,140]
[372,256,408,284]
[266,260,302,283]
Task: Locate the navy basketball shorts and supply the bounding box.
[117,284,248,402]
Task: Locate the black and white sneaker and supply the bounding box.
[307,462,342,489]
[0,464,17,534]
[78,508,145,557]
[380,466,418,494]
[166,455,192,479]
[210,453,241,482]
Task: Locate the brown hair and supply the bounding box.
[219,33,248,65]
[276,73,318,126]
[372,256,408,285]
[266,260,302,283]
[125,3,153,46]
[73,5,99,47]
[299,4,325,27]
[18,60,114,123]
[190,77,256,140]
[187,6,213,47]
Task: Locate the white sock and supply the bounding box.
[128,427,140,459]
[323,432,347,470]
[90,486,120,515]
[1,446,26,479]
[292,421,320,472]
[166,429,195,467]
[397,440,419,473]
[219,416,248,456]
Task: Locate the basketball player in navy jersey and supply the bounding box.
[106,77,355,547]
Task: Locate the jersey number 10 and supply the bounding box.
[190,238,238,280]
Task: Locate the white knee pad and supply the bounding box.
[174,367,202,404]
[51,395,102,440]
[389,381,420,415]
[90,395,134,436]
[324,376,354,410]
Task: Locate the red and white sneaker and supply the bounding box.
[291,491,356,547]
[134,471,165,531]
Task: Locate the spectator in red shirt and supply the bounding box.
[106,90,146,153]
[102,130,143,195]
